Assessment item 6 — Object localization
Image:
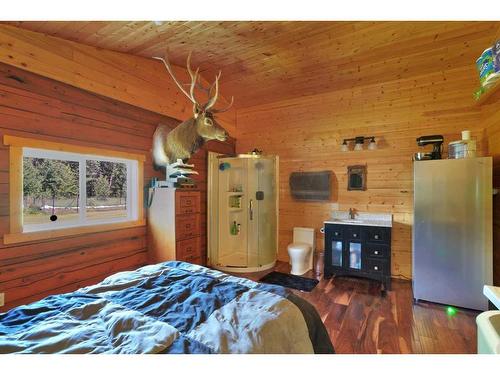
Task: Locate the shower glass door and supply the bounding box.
[212,154,278,269]
[254,156,277,267]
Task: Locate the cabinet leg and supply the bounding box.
[385,277,391,291]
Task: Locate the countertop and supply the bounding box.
[324,211,393,228]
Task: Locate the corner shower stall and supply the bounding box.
[208,152,279,272]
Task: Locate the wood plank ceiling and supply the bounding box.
[3,21,500,108]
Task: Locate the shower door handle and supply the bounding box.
[249,199,254,220]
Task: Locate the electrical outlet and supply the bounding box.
[0,293,4,307]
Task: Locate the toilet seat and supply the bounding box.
[288,243,310,252]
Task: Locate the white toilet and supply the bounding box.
[287,227,315,275]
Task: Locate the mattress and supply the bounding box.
[0,261,334,354]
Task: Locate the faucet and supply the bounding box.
[348,208,357,220]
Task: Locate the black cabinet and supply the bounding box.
[324,223,391,290]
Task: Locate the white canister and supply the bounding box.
[462,130,471,141]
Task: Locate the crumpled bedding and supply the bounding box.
[0,261,334,354]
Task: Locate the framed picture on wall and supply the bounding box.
[347,165,366,191]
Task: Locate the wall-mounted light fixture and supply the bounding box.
[341,136,377,151]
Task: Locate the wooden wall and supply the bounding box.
[235,65,486,279]
[0,63,234,312]
[0,24,236,136]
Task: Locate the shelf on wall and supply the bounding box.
[227,191,244,196]
[475,79,500,106]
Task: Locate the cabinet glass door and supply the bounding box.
[331,240,343,267]
[348,242,362,270]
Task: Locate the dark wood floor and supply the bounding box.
[230,261,479,354]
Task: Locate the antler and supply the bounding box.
[155,51,232,113]
[204,71,221,111]
[153,52,202,107]
[211,96,234,113]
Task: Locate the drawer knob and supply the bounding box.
[374,251,379,255]
[374,234,379,239]
[374,266,379,270]
[353,234,357,238]
[335,232,339,236]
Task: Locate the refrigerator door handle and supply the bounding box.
[249,199,254,221]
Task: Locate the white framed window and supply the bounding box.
[3,135,145,244]
[22,148,139,233]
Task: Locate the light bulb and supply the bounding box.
[341,141,349,152]
[354,143,363,151]
[368,139,377,150]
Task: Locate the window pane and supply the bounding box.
[23,157,80,225]
[349,242,362,270]
[331,240,343,267]
[86,160,127,221]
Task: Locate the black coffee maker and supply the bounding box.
[415,135,444,160]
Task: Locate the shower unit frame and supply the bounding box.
[207,152,279,273]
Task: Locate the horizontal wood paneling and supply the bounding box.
[0,24,236,135]
[0,62,234,312]
[235,64,487,279]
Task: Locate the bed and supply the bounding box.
[0,261,334,354]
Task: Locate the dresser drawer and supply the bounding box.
[176,214,200,240]
[177,237,201,259]
[347,226,361,240]
[175,191,200,215]
[326,224,344,240]
[364,258,388,275]
[364,243,390,259]
[364,226,391,243]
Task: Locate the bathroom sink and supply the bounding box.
[326,211,393,228]
[334,219,365,224]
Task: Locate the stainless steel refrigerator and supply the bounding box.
[413,157,493,311]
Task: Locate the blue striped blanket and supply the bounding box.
[0,261,334,354]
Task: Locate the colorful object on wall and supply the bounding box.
[474,39,500,101]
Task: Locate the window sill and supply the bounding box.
[3,219,146,245]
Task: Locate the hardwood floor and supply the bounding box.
[229,260,479,354]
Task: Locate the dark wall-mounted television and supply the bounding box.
[289,171,332,201]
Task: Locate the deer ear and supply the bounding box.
[193,104,202,118]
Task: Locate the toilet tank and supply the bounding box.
[293,227,315,249]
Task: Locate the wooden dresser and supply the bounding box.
[147,188,204,266]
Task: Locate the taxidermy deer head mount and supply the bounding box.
[152,52,233,169]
